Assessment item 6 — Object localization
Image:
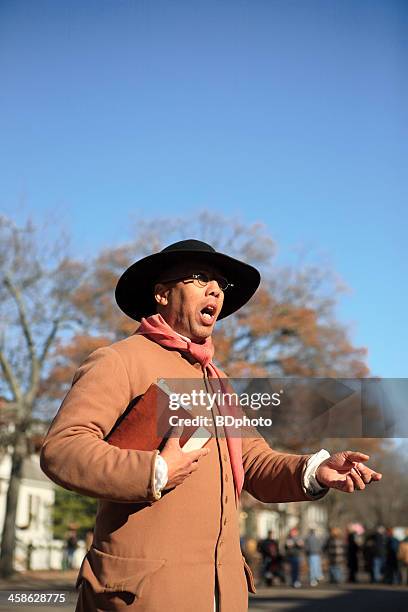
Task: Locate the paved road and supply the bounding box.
[249,584,408,612]
[1,572,407,611]
[0,571,76,612]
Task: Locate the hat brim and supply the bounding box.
[115,249,261,321]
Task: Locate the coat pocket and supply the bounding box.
[242,555,256,594]
[76,546,166,598]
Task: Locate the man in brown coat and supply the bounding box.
[40,239,382,611]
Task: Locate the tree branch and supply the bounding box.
[40,317,61,364]
[3,273,39,395]
[0,348,22,402]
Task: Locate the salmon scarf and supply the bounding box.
[136,313,244,497]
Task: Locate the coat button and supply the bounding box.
[225,474,228,482]
[223,518,227,526]
[224,496,228,504]
[223,454,228,462]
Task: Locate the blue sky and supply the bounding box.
[1,0,407,378]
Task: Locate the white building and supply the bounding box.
[0,453,73,570]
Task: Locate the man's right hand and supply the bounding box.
[160,427,210,490]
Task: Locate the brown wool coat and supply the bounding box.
[40,334,319,612]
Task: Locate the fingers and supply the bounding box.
[338,475,354,493]
[349,467,365,490]
[355,462,382,483]
[344,451,370,463]
[162,437,210,490]
[185,453,206,477]
[186,446,211,462]
[353,463,370,483]
[336,463,383,494]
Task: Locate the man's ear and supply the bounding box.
[154,282,170,306]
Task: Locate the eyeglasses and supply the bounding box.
[160,271,234,292]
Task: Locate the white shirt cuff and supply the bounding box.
[302,449,330,498]
[153,454,168,499]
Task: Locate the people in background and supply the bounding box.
[257,530,284,586]
[324,527,346,584]
[63,528,78,570]
[243,537,260,584]
[371,526,386,583]
[384,527,401,585]
[304,527,323,587]
[347,530,359,583]
[363,530,375,583]
[397,529,408,586]
[285,527,304,588]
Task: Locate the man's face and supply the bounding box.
[154,261,225,342]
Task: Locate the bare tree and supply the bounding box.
[0,216,84,577]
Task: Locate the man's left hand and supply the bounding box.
[316,451,382,493]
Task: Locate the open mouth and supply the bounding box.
[200,304,216,324]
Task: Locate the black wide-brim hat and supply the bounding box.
[115,239,261,321]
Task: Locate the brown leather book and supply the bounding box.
[106,382,211,452]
